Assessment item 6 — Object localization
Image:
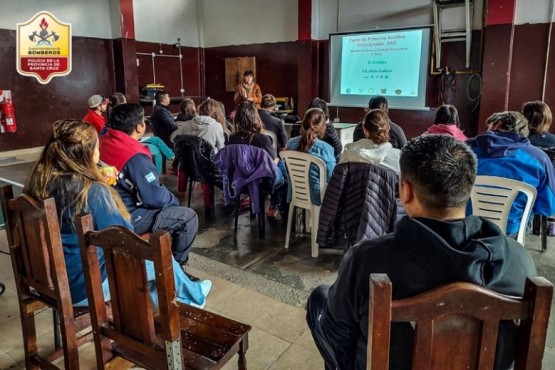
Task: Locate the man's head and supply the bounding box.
[368,96,389,114]
[155,90,170,106]
[261,94,276,110]
[109,103,146,139]
[400,135,477,219]
[88,94,109,114]
[486,111,529,137]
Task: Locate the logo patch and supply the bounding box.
[145,172,156,183]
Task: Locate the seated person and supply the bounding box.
[423,104,468,141]
[170,98,225,153]
[340,108,401,174]
[108,92,174,174]
[228,101,286,215]
[258,94,288,151]
[307,134,537,370]
[353,96,407,149]
[466,111,555,236]
[522,100,555,148]
[23,119,211,308]
[286,108,336,206]
[290,98,342,160]
[149,90,177,148]
[176,97,197,123]
[100,103,200,271]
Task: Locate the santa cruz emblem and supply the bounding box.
[17,11,72,84]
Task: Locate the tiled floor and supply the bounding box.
[0,231,324,369]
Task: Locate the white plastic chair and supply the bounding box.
[263,130,278,151]
[471,175,537,245]
[280,150,327,257]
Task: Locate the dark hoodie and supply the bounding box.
[321,215,536,370]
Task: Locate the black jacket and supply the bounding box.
[258,109,288,151]
[353,120,407,149]
[317,162,400,249]
[290,122,343,160]
[150,104,176,148]
[173,134,220,185]
[321,216,537,370]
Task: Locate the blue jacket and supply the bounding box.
[286,137,336,206]
[51,183,132,304]
[214,144,276,213]
[467,131,555,233]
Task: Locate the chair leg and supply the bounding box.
[59,319,80,370]
[20,305,40,370]
[541,215,548,253]
[234,196,240,233]
[311,207,320,258]
[187,179,195,208]
[238,336,249,370]
[284,204,295,249]
[53,310,61,349]
[258,192,265,238]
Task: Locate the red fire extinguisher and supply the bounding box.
[1,98,17,133]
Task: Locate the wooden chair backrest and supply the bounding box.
[1,185,74,312]
[368,274,553,370]
[76,213,182,369]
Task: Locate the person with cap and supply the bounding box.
[84,94,109,135]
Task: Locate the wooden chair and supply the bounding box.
[368,274,553,370]
[0,185,93,370]
[76,213,251,370]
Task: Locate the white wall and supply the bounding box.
[516,0,555,25]
[314,0,484,40]
[133,0,200,46]
[0,0,114,38]
[199,0,298,47]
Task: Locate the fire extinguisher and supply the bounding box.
[1,98,17,133]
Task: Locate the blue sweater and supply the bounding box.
[286,137,336,205]
[53,183,132,303]
[467,131,555,234]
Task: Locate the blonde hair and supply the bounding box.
[24,119,130,220]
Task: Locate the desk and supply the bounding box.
[283,122,357,148]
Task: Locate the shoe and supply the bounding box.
[239,197,250,211]
[183,270,201,282]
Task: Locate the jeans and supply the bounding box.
[74,257,211,309]
[306,285,342,370]
[133,206,199,264]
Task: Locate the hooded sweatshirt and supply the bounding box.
[466,131,555,233]
[321,215,536,370]
[424,123,468,141]
[170,115,225,152]
[340,139,401,174]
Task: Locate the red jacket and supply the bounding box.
[83,109,106,134]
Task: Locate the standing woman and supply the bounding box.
[522,100,555,148]
[286,108,336,205]
[24,119,211,308]
[234,70,262,108]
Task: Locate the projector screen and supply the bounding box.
[329,27,431,110]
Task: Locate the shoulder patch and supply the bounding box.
[145,172,156,183]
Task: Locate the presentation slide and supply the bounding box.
[340,29,422,97]
[329,27,431,110]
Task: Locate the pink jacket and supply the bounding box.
[424,124,468,141]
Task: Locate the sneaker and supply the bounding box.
[183,270,201,282]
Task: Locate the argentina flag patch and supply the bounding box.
[145,172,156,183]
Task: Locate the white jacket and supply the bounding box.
[340,139,400,174]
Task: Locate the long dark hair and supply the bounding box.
[434,104,460,127]
[298,108,326,152]
[234,101,263,140]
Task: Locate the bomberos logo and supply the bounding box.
[17,11,72,84]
